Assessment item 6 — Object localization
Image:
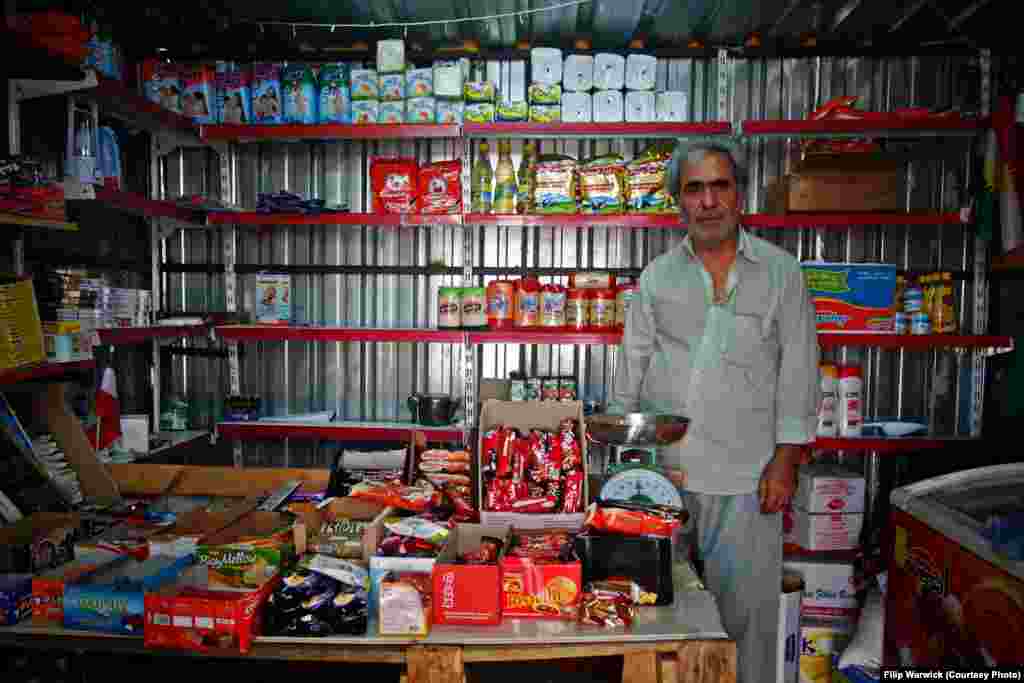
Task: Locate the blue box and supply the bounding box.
[0,574,33,625]
[801,262,897,333]
[63,554,194,635]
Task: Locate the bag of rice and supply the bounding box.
[533,155,578,215]
[625,143,677,214]
[579,154,627,214]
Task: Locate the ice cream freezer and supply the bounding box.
[884,463,1024,669]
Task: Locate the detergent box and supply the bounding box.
[800,262,896,333]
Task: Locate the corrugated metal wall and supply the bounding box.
[161,55,980,467]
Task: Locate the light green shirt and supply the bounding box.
[610,229,820,494]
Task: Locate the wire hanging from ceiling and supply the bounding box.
[243,0,591,31]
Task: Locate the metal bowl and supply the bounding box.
[586,413,691,447]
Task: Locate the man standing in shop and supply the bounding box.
[610,139,819,683]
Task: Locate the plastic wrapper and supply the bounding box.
[580,592,635,628]
[585,578,657,606]
[351,100,378,124]
[528,83,562,105]
[464,103,495,123]
[562,469,585,514]
[529,105,561,123]
[579,155,627,214]
[264,565,368,637]
[534,155,578,214]
[379,73,405,101]
[436,100,464,124]
[582,501,682,538]
[377,101,404,124]
[350,69,378,100]
[496,100,529,122]
[348,479,438,512]
[370,157,418,214]
[405,97,436,123]
[406,68,433,98]
[458,537,504,564]
[464,81,496,103]
[624,143,676,214]
[417,159,461,214]
[379,571,431,636]
[507,530,576,561]
[383,517,450,546]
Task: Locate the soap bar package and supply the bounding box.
[351,69,379,101]
[379,73,405,101]
[625,54,657,91]
[561,93,592,123]
[406,97,436,123]
[528,83,562,105]
[378,101,405,124]
[352,100,380,124]
[377,39,406,74]
[406,68,433,98]
[563,55,594,92]
[529,105,561,124]
[656,91,688,122]
[593,90,624,123]
[625,91,655,123]
[437,100,464,124]
[531,47,563,85]
[593,54,626,90]
[465,103,496,124]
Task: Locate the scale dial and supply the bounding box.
[599,467,683,508]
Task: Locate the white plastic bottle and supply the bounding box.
[817,363,839,437]
[838,365,864,438]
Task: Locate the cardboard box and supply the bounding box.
[500,530,582,620]
[778,573,804,683]
[31,548,123,623]
[801,262,897,333]
[794,465,865,514]
[432,524,511,625]
[0,512,81,573]
[195,511,296,591]
[783,559,859,622]
[254,273,291,324]
[791,508,864,552]
[0,574,33,625]
[799,618,854,681]
[379,570,432,636]
[144,565,278,654]
[478,400,589,530]
[293,497,387,560]
[766,155,905,213]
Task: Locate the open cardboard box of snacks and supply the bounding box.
[765,154,906,213]
[478,400,589,530]
[292,497,388,560]
[363,507,438,635]
[431,523,511,626]
[195,510,297,591]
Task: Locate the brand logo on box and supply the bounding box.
[441,571,456,610]
[827,498,846,511]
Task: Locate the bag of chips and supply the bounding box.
[417,160,462,214]
[625,143,676,214]
[370,157,418,214]
[534,155,578,214]
[579,155,627,214]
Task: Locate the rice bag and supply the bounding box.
[533,155,578,214]
[529,105,561,124]
[464,81,496,103]
[378,101,404,124]
[282,63,318,124]
[352,100,379,124]
[464,103,495,124]
[218,66,252,124]
[405,97,436,123]
[252,63,284,124]
[350,69,379,100]
[496,101,529,122]
[370,157,418,214]
[579,154,627,214]
[417,160,462,214]
[318,63,351,124]
[406,68,433,98]
[379,73,405,101]
[528,83,562,105]
[626,143,677,214]
[141,59,182,114]
[436,100,464,124]
[180,64,216,124]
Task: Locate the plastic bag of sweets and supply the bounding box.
[417,160,462,214]
[582,500,682,538]
[534,155,579,214]
[625,143,677,214]
[264,564,369,637]
[579,155,627,214]
[370,157,418,214]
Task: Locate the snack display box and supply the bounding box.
[431,524,511,626]
[801,262,896,333]
[575,532,674,606]
[195,511,296,591]
[32,547,124,623]
[500,529,582,620]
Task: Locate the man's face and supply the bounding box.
[679,151,742,250]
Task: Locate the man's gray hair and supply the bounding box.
[666,137,748,203]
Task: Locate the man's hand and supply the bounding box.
[759,445,803,514]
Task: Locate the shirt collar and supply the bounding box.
[681,227,761,263]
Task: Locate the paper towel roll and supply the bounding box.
[594,54,626,90]
[561,92,592,123]
[564,55,595,92]
[531,47,564,85]
[377,39,405,74]
[593,90,624,123]
[656,91,688,122]
[625,54,657,91]
[626,91,655,122]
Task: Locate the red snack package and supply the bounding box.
[558,420,582,472]
[562,469,584,513]
[370,157,418,214]
[481,429,505,477]
[582,502,681,538]
[349,480,438,512]
[512,497,558,514]
[512,437,530,484]
[417,160,462,214]
[486,479,516,512]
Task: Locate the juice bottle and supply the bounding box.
[471,142,493,214]
[517,142,536,214]
[493,139,518,215]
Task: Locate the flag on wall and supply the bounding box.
[87,366,121,451]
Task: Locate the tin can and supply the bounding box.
[894,311,910,335]
[590,289,616,330]
[903,285,923,313]
[525,377,542,401]
[510,379,527,401]
[542,378,560,401]
[486,280,515,329]
[514,278,542,328]
[616,281,638,329]
[565,289,589,331]
[911,312,931,335]
[460,287,487,328]
[438,287,462,328]
[558,377,578,401]
[540,285,567,328]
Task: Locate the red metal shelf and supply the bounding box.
[468,329,623,345]
[818,333,1013,351]
[813,436,961,452]
[206,212,462,226]
[463,122,733,138]
[216,325,465,343]
[87,75,202,144]
[217,421,463,443]
[91,188,206,224]
[742,117,985,137]
[746,212,966,229]
[201,123,460,142]
[465,213,682,228]
[97,325,210,345]
[0,360,96,386]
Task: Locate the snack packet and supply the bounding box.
[417,160,462,214]
[625,143,677,214]
[582,501,684,538]
[533,155,578,214]
[579,155,627,214]
[370,157,418,214]
[464,81,496,103]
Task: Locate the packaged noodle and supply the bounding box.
[533,155,578,214]
[625,142,676,214]
[579,154,627,214]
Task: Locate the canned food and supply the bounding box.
[590,289,616,330]
[525,378,542,402]
[540,285,567,328]
[460,287,487,328]
[903,286,923,313]
[486,280,515,329]
[894,311,910,334]
[438,287,462,328]
[542,378,560,401]
[558,377,578,401]
[565,289,589,331]
[510,379,527,401]
[515,279,541,328]
[911,312,931,335]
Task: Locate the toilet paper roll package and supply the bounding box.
[436,100,464,124]
[379,73,405,101]
[625,91,656,123]
[433,62,463,99]
[377,39,406,74]
[352,100,380,124]
[625,54,657,91]
[405,97,436,123]
[563,55,594,92]
[656,92,688,122]
[561,92,592,123]
[378,101,405,125]
[351,69,379,101]
[531,48,563,85]
[593,54,626,90]
[593,90,624,123]
[406,69,433,98]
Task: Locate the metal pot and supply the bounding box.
[407,393,459,426]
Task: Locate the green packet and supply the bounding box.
[528,83,562,105]
[465,102,495,123]
[496,100,528,122]
[529,105,561,124]
[464,80,496,103]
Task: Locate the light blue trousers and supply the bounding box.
[679,492,782,683]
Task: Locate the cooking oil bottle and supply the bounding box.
[470,141,493,214]
[517,142,536,214]
[493,139,518,214]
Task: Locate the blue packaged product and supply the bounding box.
[350,69,379,100]
[352,100,379,124]
[142,60,182,114]
[252,63,284,124]
[318,63,351,124]
[378,101,405,124]
[218,65,253,124]
[0,574,32,626]
[180,64,216,124]
[406,68,433,98]
[801,262,897,333]
[379,73,405,101]
[282,63,318,124]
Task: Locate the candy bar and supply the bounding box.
[582,501,684,538]
[562,469,584,513]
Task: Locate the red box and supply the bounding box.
[144,567,279,654]
[500,531,582,620]
[432,524,510,625]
